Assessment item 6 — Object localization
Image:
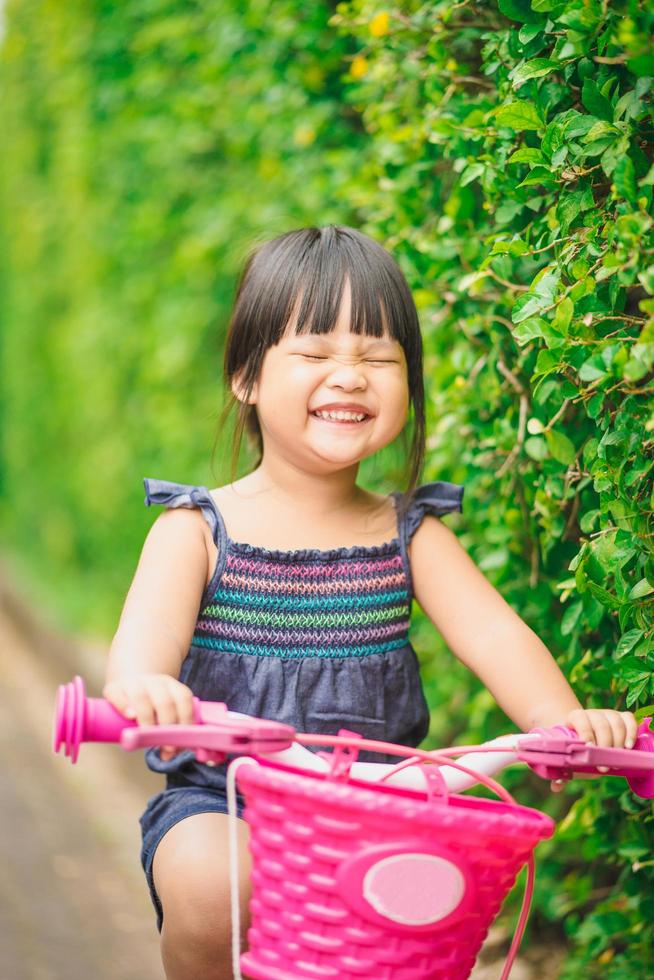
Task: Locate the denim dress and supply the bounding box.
[138,477,464,928]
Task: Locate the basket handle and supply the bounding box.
[375,753,451,805]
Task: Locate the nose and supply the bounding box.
[326,358,368,391]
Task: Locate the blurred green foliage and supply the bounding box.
[1,0,654,973]
[0,0,364,629]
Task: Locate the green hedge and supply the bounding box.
[331,0,654,974]
[1,0,653,973]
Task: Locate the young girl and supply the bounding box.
[104,225,638,980]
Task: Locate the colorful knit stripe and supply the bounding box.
[221,571,406,595]
[226,553,403,578]
[207,588,409,611]
[195,538,410,659]
[191,633,408,659]
[201,603,409,628]
[196,620,409,645]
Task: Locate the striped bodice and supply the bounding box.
[193,541,411,659]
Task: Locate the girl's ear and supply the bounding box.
[231,371,258,405]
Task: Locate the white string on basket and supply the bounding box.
[227,756,259,980]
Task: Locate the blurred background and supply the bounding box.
[1,1,653,977]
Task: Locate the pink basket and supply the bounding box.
[236,756,555,980]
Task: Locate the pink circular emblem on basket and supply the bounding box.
[336,840,473,931]
[365,853,466,925]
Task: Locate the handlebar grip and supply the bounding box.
[53,676,133,763]
[53,675,203,763]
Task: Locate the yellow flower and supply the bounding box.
[350,55,369,80]
[370,11,390,37]
[445,58,458,72]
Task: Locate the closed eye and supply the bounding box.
[294,353,398,365]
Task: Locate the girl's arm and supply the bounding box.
[104,507,210,750]
[410,516,638,751]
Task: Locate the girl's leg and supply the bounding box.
[152,812,252,980]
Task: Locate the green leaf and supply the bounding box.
[553,296,574,331]
[497,0,544,23]
[581,79,614,122]
[557,2,603,33]
[495,101,544,132]
[561,599,584,636]
[615,629,645,658]
[512,317,565,347]
[545,428,576,464]
[507,148,545,165]
[516,165,558,188]
[586,392,604,419]
[524,436,549,460]
[579,358,609,382]
[623,343,654,382]
[533,347,560,379]
[627,678,650,708]
[628,579,654,600]
[510,59,560,88]
[490,237,529,256]
[583,120,619,143]
[556,187,594,232]
[613,155,638,205]
[512,293,553,323]
[587,581,622,611]
[518,24,542,43]
[460,163,486,187]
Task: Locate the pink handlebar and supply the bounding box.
[53,676,654,798]
[53,675,294,763]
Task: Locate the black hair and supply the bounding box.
[217,225,425,504]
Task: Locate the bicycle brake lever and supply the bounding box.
[120,717,296,758]
[516,717,654,799]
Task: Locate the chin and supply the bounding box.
[311,452,368,470]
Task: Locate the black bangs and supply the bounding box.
[287,228,419,348]
[220,225,426,499]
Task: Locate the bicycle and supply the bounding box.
[54,676,654,980]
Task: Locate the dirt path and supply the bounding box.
[0,603,163,980]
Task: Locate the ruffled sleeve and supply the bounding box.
[143,477,224,548]
[405,481,464,542]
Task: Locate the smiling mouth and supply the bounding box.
[310,410,372,426]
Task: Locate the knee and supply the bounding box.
[159,878,252,980]
[157,851,252,965]
[162,876,251,955]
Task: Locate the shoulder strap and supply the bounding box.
[404,481,465,543]
[143,478,227,550]
[394,480,464,601]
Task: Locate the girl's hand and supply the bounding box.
[103,673,195,761]
[550,707,639,792]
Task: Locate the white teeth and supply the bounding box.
[314,410,367,422]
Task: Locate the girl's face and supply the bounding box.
[242,281,410,474]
